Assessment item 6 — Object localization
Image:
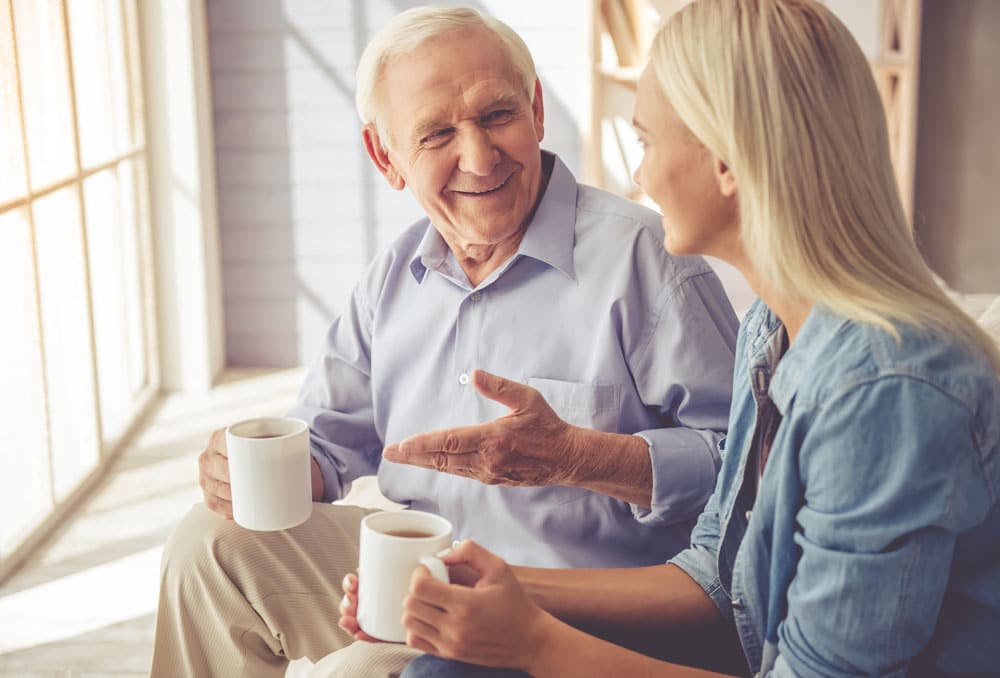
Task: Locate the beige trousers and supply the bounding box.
[150,502,422,678]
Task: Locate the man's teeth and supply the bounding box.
[462,177,508,194]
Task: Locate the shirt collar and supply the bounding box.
[408,151,578,284]
[767,304,849,413]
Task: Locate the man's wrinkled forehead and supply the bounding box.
[408,81,523,136]
[378,30,527,117]
[384,57,528,142]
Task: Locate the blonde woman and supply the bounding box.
[339,0,1000,674]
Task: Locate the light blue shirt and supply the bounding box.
[671,300,1000,675]
[290,153,739,568]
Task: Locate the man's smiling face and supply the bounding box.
[368,26,545,250]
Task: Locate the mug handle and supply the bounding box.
[418,555,450,583]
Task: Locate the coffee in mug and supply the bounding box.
[383,530,434,538]
[225,417,313,531]
[357,510,452,642]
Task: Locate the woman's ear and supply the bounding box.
[362,124,406,190]
[715,158,737,198]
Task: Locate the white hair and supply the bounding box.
[355,6,537,136]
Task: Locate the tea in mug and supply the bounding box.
[383,529,435,538]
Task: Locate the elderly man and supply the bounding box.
[149,6,738,678]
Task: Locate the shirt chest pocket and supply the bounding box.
[527,377,623,433]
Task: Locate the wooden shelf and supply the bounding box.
[585,0,923,223]
[594,64,641,87]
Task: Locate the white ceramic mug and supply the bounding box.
[225,417,313,531]
[357,510,452,642]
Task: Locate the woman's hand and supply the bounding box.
[401,540,553,670]
[337,573,380,642]
[337,560,482,643]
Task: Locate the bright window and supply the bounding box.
[0,0,156,567]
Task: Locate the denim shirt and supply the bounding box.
[671,300,1000,676]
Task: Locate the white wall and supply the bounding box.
[914,0,1000,293]
[207,0,588,366]
[143,0,226,390]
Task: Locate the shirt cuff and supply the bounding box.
[628,429,721,525]
[669,545,734,623]
[309,448,346,503]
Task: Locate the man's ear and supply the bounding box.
[531,78,545,143]
[362,124,406,190]
[715,157,737,198]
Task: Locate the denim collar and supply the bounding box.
[767,305,849,413]
[408,151,578,285]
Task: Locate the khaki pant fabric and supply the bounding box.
[150,502,421,678]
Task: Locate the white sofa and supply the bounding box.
[942,285,1000,347]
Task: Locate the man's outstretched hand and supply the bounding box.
[383,370,583,487]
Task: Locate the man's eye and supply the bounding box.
[421,128,454,146]
[483,110,514,125]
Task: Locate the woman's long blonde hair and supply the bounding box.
[651,0,1000,372]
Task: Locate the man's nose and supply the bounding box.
[456,127,500,177]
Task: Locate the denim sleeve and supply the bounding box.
[667,451,734,622]
[286,282,382,502]
[771,377,991,677]
[629,270,738,525]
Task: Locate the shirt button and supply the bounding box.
[745,510,752,522]
[471,292,482,302]
[458,373,470,385]
[732,598,743,609]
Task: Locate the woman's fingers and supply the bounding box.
[402,612,441,641]
[441,539,505,579]
[409,563,459,607]
[405,632,438,655]
[339,592,357,615]
[403,596,448,628]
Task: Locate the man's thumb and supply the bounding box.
[471,369,529,410]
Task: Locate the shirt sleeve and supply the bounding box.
[629,269,739,525]
[667,455,735,621]
[767,377,991,677]
[286,281,383,503]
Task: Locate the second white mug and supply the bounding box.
[357,510,452,642]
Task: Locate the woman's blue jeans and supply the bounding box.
[401,656,529,678]
[398,618,748,677]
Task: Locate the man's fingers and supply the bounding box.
[209,428,228,457]
[205,449,231,484]
[211,477,232,501]
[205,494,233,519]
[384,424,497,476]
[389,425,486,459]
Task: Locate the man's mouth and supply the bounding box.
[453,173,513,196]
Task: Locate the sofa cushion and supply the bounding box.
[978,297,1000,348]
